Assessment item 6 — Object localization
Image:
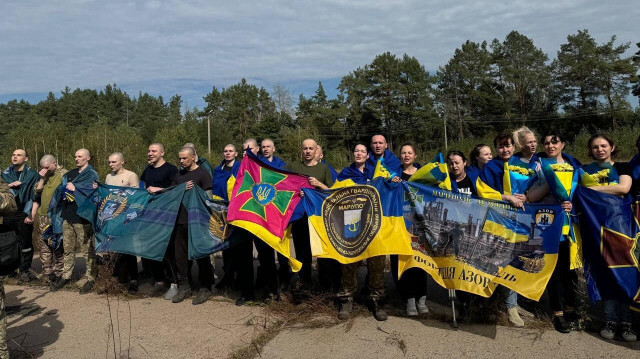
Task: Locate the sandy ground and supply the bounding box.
[5,284,639,359]
[4,256,639,358]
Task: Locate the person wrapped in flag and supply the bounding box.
[391,143,429,317]
[366,134,402,181]
[475,133,532,327]
[526,133,582,333]
[512,126,540,165]
[576,134,636,342]
[469,144,493,173]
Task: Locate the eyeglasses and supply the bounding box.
[543,140,560,146]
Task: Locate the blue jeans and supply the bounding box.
[603,299,632,323]
[502,287,517,309]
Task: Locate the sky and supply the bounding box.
[1,0,638,109]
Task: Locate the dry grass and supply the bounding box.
[228,291,369,359]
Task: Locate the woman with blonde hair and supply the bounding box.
[512,126,538,163]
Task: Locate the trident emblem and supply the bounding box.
[256,185,272,202]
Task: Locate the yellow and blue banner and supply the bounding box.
[476,157,536,200]
[303,178,413,264]
[573,186,640,309]
[408,153,452,190]
[400,181,563,300]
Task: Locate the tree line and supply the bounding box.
[1,29,639,177]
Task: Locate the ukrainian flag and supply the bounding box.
[482,207,530,243]
[303,178,413,264]
[408,153,451,190]
[372,156,399,180]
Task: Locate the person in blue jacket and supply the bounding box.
[365,135,402,180]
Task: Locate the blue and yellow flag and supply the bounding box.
[482,208,531,243]
[578,162,620,187]
[573,186,640,309]
[408,153,451,190]
[372,156,399,180]
[401,181,563,300]
[303,178,413,264]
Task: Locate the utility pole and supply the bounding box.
[444,117,448,151]
[207,110,213,157]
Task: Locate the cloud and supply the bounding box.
[1,0,637,98]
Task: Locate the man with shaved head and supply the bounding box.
[365,134,402,180]
[104,152,140,293]
[170,146,214,305]
[255,138,286,300]
[32,154,67,284]
[183,142,214,177]
[2,149,40,282]
[140,142,179,298]
[259,139,286,169]
[52,148,100,293]
[286,139,335,292]
[242,138,260,157]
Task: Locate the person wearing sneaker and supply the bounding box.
[390,144,429,317]
[52,148,99,293]
[170,147,214,305]
[140,143,179,298]
[102,152,141,294]
[335,143,388,321]
[575,134,636,341]
[526,133,582,333]
[477,134,537,328]
[33,155,67,285]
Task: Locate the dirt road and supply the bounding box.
[4,284,639,359]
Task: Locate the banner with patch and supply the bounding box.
[399,182,563,300]
[227,151,312,272]
[184,186,239,260]
[76,183,185,261]
[302,178,413,264]
[573,186,640,308]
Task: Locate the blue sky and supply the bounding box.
[1,0,638,109]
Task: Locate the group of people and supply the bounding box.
[0,128,638,347]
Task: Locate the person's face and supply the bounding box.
[370,136,387,156]
[179,151,196,168]
[261,141,275,159]
[75,150,89,168]
[243,142,259,157]
[447,155,466,177]
[353,145,368,165]
[477,146,492,167]
[40,160,57,174]
[223,146,237,161]
[400,146,416,166]
[302,141,317,161]
[543,136,565,158]
[11,150,27,166]
[148,145,164,164]
[314,146,324,162]
[496,141,514,161]
[522,134,537,156]
[590,138,613,161]
[108,156,124,172]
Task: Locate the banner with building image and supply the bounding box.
[400,182,563,300]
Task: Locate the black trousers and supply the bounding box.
[113,254,139,282]
[390,255,427,301]
[291,216,341,291]
[547,240,578,312]
[219,228,254,298]
[6,213,33,273]
[291,217,313,286]
[173,224,213,289]
[255,238,278,295]
[141,257,167,283]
